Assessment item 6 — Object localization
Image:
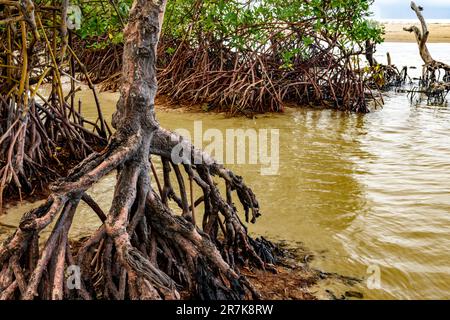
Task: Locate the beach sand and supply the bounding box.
[383,22,450,43]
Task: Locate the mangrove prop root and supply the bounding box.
[364,40,406,90]
[75,1,377,113]
[0,0,109,210]
[0,0,275,300]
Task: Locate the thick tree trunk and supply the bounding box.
[0,0,274,300]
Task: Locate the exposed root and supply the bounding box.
[0,1,109,211]
[0,119,275,299]
[0,132,275,299]
[0,0,277,300]
[75,1,382,113]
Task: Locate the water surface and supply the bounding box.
[1,42,449,299]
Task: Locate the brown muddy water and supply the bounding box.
[1,43,449,299]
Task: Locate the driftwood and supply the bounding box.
[404,1,450,84]
[0,0,276,300]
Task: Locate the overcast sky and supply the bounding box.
[371,0,450,19]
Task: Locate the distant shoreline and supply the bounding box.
[382,22,450,43]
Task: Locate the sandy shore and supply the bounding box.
[383,22,450,43]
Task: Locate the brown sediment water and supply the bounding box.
[1,43,450,300]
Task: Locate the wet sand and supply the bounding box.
[383,22,450,43]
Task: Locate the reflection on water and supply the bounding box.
[1,43,450,299]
